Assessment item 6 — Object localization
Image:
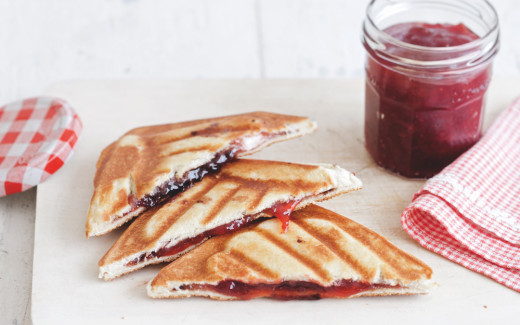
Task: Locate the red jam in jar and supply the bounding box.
[362,0,499,178]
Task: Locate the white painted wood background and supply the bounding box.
[0,0,519,324]
[1,0,520,106]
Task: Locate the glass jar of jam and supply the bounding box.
[362,0,499,178]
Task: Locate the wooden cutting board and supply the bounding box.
[33,79,520,324]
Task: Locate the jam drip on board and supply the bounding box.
[264,199,301,233]
[178,279,398,300]
[365,22,488,178]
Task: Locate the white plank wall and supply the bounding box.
[0,0,519,324]
[1,0,519,106]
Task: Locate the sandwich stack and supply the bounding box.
[87,112,434,300]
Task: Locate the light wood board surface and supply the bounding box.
[33,79,520,324]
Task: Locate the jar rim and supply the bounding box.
[362,0,500,71]
[365,0,499,53]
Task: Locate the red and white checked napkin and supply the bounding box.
[0,97,82,197]
[402,98,520,292]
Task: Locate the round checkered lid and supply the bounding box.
[0,97,82,196]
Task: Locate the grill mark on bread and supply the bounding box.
[223,175,289,191]
[94,112,309,187]
[254,228,332,282]
[88,112,314,237]
[222,175,326,196]
[291,217,373,282]
[223,159,322,174]
[247,187,269,211]
[305,206,432,282]
[228,249,279,279]
[147,205,433,298]
[98,163,337,267]
[94,145,139,187]
[190,124,257,137]
[131,112,306,138]
[201,185,243,225]
[197,164,327,226]
[97,160,362,278]
[209,164,329,212]
[98,179,221,266]
[156,145,221,158]
[149,123,263,146]
[160,178,220,229]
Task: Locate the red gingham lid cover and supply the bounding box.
[0,97,82,196]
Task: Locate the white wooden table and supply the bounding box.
[1,79,519,324]
[2,0,520,107]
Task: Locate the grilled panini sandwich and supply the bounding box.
[147,204,434,300]
[98,160,362,280]
[87,112,317,237]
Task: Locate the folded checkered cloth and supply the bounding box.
[0,97,82,196]
[402,98,520,292]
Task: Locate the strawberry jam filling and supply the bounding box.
[126,215,264,267]
[118,131,289,223]
[133,148,239,209]
[113,149,238,224]
[265,199,301,233]
[178,279,399,300]
[125,199,304,267]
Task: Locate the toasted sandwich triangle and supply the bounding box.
[98,159,362,280]
[147,204,434,300]
[86,112,317,237]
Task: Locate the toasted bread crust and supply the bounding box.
[87,112,317,237]
[98,160,362,280]
[147,204,433,300]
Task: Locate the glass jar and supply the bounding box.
[362,0,499,178]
